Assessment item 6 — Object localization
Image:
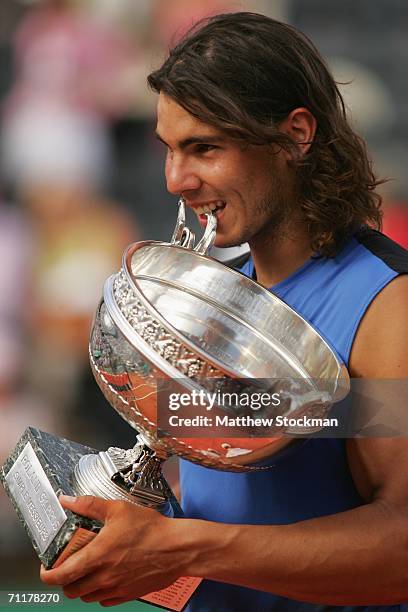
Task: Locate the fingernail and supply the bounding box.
[59,494,77,503]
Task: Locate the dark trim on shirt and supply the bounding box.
[355,227,408,273]
[224,251,251,270]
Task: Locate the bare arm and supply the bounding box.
[183,441,408,605]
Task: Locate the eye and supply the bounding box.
[194,143,218,154]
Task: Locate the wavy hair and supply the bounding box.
[148,12,383,256]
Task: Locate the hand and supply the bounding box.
[40,495,187,606]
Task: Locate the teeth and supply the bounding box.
[196,201,225,215]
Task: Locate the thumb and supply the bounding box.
[59,494,109,522]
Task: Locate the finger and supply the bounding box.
[59,495,110,522]
[100,598,129,607]
[41,537,102,586]
[41,557,90,587]
[63,573,109,599]
[79,588,123,604]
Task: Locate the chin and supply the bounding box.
[213,230,249,249]
[213,237,239,249]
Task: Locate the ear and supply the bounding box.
[278,107,317,156]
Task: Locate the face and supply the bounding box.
[156,93,297,248]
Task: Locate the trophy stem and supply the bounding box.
[72,436,180,515]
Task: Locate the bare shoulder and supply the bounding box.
[349,274,408,378]
[347,274,408,503]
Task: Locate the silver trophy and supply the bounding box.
[84,198,349,487]
[1,200,349,578]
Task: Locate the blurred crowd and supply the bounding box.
[0,0,407,587]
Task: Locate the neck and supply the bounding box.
[248,221,313,287]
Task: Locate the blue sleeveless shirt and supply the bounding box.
[181,230,408,611]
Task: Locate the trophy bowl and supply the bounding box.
[89,200,349,471]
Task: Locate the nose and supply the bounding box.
[165,154,202,196]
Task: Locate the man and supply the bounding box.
[41,12,408,610]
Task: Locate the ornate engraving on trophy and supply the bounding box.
[5,442,67,554]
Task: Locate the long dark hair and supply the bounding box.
[148,12,383,256]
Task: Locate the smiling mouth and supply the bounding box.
[194,201,226,216]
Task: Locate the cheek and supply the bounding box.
[199,160,225,186]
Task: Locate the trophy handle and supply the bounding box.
[171,198,195,248]
[171,198,217,255]
[194,212,217,254]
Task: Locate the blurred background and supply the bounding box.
[0,0,407,605]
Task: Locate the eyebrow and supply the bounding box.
[155,132,225,150]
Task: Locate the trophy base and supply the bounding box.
[1,427,182,569]
[1,427,102,568]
